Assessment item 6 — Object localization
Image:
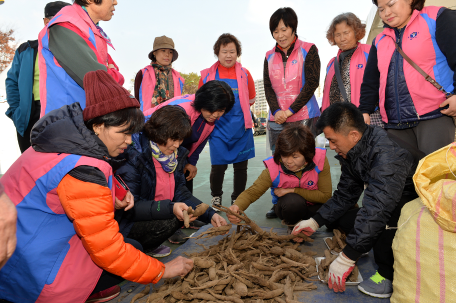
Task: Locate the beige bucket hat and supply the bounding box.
[148,35,179,62]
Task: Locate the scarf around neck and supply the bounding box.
[150,141,178,174]
[151,62,173,106]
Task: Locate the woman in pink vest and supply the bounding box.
[143,81,235,194]
[227,124,332,232]
[0,71,194,303]
[199,34,257,210]
[134,36,185,112]
[322,13,383,127]
[264,7,321,155]
[38,0,124,116]
[359,0,456,155]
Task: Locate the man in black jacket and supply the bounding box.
[292,103,419,298]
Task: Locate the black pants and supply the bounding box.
[330,193,417,281]
[387,116,455,156]
[210,160,248,201]
[91,238,143,295]
[127,217,183,253]
[273,193,322,225]
[16,101,41,153]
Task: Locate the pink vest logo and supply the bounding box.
[307,180,315,186]
[292,60,298,65]
[409,32,419,40]
[356,64,364,69]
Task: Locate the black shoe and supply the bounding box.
[266,207,277,219]
[168,229,189,244]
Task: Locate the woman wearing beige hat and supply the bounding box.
[135,35,185,112]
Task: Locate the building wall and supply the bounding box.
[252,79,269,118]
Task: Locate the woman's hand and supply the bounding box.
[173,203,196,222]
[363,113,371,125]
[107,64,116,69]
[274,110,288,124]
[0,193,17,270]
[163,256,194,278]
[184,164,198,181]
[440,95,456,117]
[114,191,135,211]
[274,188,294,197]
[285,109,293,118]
[227,204,242,224]
[211,214,227,227]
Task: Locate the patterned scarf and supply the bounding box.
[82,6,114,49]
[150,141,178,174]
[151,63,174,107]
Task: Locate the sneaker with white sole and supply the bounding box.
[358,271,393,298]
[85,285,120,303]
[148,245,172,258]
[211,196,222,211]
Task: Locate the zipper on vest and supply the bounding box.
[394,36,402,123]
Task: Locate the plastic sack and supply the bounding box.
[391,143,456,303]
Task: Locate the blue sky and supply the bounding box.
[0,0,374,90]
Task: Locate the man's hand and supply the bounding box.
[163,256,194,278]
[184,164,197,181]
[328,253,356,293]
[114,191,135,211]
[173,203,196,222]
[274,110,288,124]
[274,188,294,197]
[363,113,371,125]
[0,193,17,270]
[227,204,242,224]
[291,218,319,242]
[211,214,227,227]
[440,95,456,117]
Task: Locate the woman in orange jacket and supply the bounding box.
[0,70,193,303]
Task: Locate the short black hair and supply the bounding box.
[73,0,102,6]
[316,103,367,134]
[193,80,235,114]
[143,106,192,145]
[269,7,298,36]
[213,33,242,58]
[85,107,145,134]
[372,0,425,11]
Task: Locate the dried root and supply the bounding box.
[143,205,318,302]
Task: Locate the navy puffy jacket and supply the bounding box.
[115,133,216,236]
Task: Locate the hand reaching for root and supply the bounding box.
[291,218,319,242]
[328,253,355,292]
[227,204,242,224]
[211,213,227,227]
[163,256,194,278]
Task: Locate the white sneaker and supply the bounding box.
[211,196,222,211]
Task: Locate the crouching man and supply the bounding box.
[292,103,421,298]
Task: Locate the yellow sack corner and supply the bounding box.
[392,143,456,303]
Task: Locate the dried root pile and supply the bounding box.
[141,205,318,303]
[324,229,346,253]
[317,249,359,283]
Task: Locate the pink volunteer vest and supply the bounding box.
[265,39,320,122]
[143,95,215,158]
[375,6,452,123]
[38,4,111,117]
[153,158,175,201]
[139,65,185,113]
[264,148,326,204]
[200,61,253,129]
[1,148,114,303]
[322,43,371,111]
